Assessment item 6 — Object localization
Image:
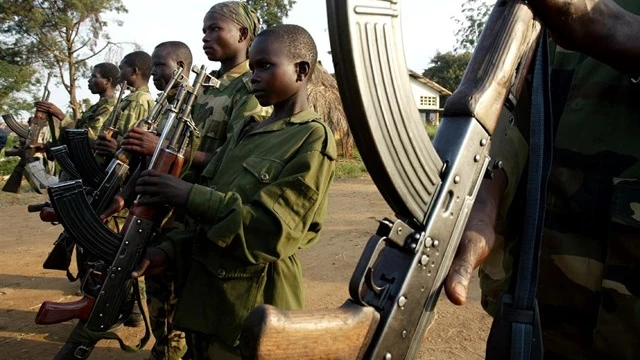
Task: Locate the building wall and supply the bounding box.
[410,80,441,111]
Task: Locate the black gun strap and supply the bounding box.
[67,279,151,355]
[486,28,552,360]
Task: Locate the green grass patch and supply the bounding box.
[425,123,439,139]
[335,158,368,178]
[0,156,19,176]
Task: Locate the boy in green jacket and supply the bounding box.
[132,24,336,359]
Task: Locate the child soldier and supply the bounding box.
[95,50,155,158]
[141,40,193,360]
[34,62,120,141]
[131,24,336,359]
[121,1,270,175]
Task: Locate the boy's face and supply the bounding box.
[201,12,244,62]
[88,67,109,95]
[118,61,135,86]
[249,36,301,107]
[151,48,178,91]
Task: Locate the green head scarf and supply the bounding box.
[207,1,261,40]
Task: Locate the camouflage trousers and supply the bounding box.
[146,273,187,360]
[481,223,640,359]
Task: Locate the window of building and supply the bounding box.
[420,96,437,107]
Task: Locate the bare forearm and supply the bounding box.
[532,0,640,76]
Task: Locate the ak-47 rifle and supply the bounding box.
[239,1,541,359]
[61,82,132,189]
[2,72,58,193]
[36,65,217,360]
[36,69,191,287]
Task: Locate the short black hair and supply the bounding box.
[122,51,152,81]
[256,24,318,79]
[93,62,120,87]
[154,41,193,70]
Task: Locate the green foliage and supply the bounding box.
[0,133,19,176]
[422,51,472,93]
[244,0,296,28]
[425,123,439,140]
[452,0,491,52]
[0,0,128,120]
[0,156,19,176]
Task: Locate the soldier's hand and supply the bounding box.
[528,0,608,51]
[444,171,506,305]
[95,133,119,156]
[134,169,193,207]
[34,101,66,120]
[122,127,163,157]
[100,195,126,222]
[132,247,169,278]
[444,211,496,305]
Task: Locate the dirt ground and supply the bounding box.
[0,175,490,360]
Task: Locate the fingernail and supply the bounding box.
[453,282,466,300]
[132,272,138,277]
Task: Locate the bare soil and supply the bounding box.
[0,175,490,359]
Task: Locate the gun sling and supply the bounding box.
[486,30,551,360]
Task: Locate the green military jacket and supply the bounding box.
[60,96,116,139]
[190,60,271,155]
[117,85,155,135]
[480,1,640,357]
[158,109,336,347]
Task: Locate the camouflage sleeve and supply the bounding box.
[60,116,75,129]
[118,95,155,135]
[86,102,115,140]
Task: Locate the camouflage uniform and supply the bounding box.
[117,85,155,137]
[60,95,117,139]
[156,109,336,358]
[480,1,640,358]
[191,60,271,154]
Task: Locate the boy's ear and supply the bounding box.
[177,60,186,71]
[296,61,311,82]
[239,27,249,43]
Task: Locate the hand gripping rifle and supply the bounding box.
[239,1,541,359]
[35,65,217,360]
[2,72,57,193]
[37,71,191,286]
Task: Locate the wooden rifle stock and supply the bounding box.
[444,0,540,133]
[39,207,59,223]
[239,0,541,359]
[240,301,380,360]
[95,82,131,165]
[125,149,185,223]
[35,295,95,325]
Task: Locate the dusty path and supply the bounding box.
[0,176,490,359]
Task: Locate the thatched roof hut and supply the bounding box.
[307,62,354,159]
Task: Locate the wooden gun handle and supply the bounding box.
[240,300,380,360]
[35,296,96,325]
[444,0,540,134]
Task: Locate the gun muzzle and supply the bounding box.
[4,147,22,157]
[28,202,51,213]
